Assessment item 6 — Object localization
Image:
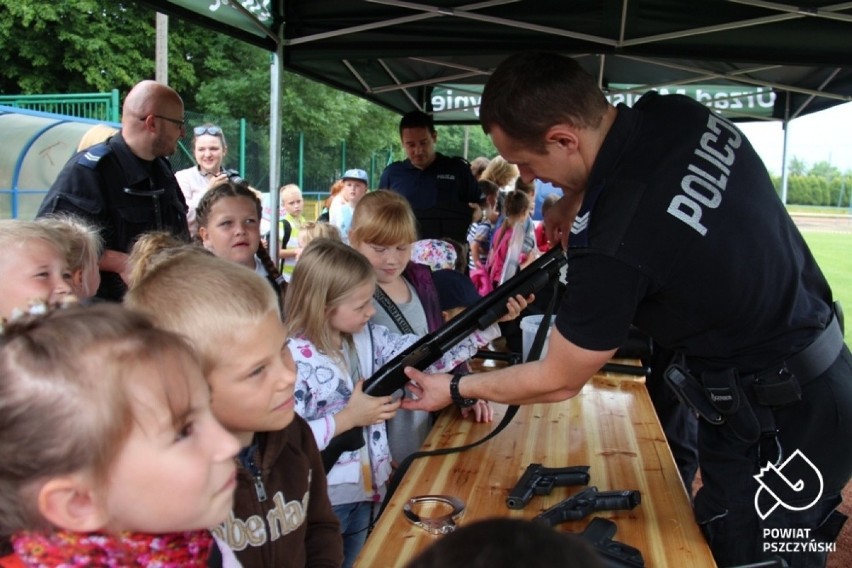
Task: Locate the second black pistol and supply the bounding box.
[534,486,641,527]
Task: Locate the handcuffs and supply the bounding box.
[402,495,465,535]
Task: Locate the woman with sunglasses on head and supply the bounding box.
[175,123,230,236]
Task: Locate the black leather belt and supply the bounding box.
[782,313,844,385]
[665,311,846,442]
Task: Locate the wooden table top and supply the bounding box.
[356,364,717,567]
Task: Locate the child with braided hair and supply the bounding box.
[195,181,286,312]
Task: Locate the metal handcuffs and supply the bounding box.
[402,495,466,535]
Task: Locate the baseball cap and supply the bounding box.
[342,168,369,183]
[432,269,482,311]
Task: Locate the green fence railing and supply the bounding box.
[0,90,120,123]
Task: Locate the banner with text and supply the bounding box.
[431,83,776,122]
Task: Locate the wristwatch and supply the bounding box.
[449,372,477,408]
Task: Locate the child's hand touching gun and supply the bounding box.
[335,379,401,431]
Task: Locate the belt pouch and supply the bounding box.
[702,368,760,444]
[752,369,802,407]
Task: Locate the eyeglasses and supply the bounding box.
[194,125,222,137]
[141,115,186,128]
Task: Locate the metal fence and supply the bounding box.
[0,91,120,123]
[2,93,395,220]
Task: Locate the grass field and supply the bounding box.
[800,231,852,346]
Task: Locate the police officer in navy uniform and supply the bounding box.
[401,52,852,567]
[38,80,190,301]
[379,110,479,243]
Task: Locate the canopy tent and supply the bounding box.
[138,0,852,257]
[141,0,852,123]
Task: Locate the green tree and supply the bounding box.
[809,160,840,179]
[788,156,808,176]
[0,1,155,94]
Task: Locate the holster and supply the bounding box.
[663,310,845,445]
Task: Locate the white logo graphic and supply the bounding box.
[754,449,824,520]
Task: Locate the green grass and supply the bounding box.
[787,205,851,216]
[800,231,852,347]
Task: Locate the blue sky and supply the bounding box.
[739,101,852,176]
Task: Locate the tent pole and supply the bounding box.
[268,33,283,267]
[780,92,790,205]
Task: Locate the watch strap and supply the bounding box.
[449,372,477,408]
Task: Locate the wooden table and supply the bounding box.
[356,364,717,567]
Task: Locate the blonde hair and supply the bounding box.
[348,189,418,247]
[284,238,375,357]
[36,215,103,293]
[297,221,342,248]
[76,124,119,152]
[0,303,199,535]
[279,183,302,204]
[126,231,199,289]
[0,219,66,253]
[0,219,68,272]
[481,156,519,188]
[125,247,278,376]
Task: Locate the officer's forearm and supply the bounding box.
[460,333,616,405]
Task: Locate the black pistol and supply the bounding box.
[578,517,645,568]
[534,486,641,527]
[506,464,590,509]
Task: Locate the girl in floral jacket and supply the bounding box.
[285,239,523,568]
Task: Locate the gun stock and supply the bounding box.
[363,246,566,397]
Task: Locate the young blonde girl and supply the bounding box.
[285,238,521,568]
[36,214,103,300]
[349,190,496,466]
[0,303,240,567]
[195,181,286,309]
[0,220,72,321]
[125,245,343,568]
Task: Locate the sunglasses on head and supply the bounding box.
[194,125,222,137]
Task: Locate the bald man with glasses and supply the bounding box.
[38,80,190,301]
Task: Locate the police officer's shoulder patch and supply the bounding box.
[77,144,113,170]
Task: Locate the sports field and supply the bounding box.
[799,229,852,346]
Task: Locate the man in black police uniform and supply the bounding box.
[379,110,479,243]
[401,52,852,567]
[38,80,190,301]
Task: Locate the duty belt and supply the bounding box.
[664,312,845,444]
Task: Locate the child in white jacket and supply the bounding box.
[285,238,525,567]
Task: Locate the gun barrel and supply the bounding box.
[363,246,566,397]
[506,464,541,509]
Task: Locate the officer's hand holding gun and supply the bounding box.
[534,486,641,527]
[506,463,590,509]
